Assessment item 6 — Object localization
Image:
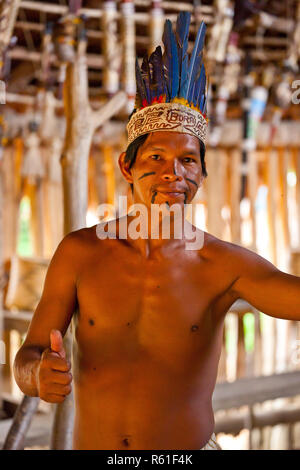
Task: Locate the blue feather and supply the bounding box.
[162,19,179,100]
[149,46,164,98]
[194,63,206,109]
[175,11,191,100]
[135,56,148,107]
[141,53,152,104]
[186,21,206,103]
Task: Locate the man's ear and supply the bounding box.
[118,151,133,185]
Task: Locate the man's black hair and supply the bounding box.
[124,133,208,192]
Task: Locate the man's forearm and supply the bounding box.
[13,345,42,396]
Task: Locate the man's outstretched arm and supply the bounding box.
[229,244,300,321]
[13,231,81,402]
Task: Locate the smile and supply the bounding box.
[157,191,185,198]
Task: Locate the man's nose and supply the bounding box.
[161,161,183,182]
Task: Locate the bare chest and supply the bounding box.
[74,242,230,369]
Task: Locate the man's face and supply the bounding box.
[119,131,204,209]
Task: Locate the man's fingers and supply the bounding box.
[49,370,72,385]
[50,329,66,358]
[41,350,71,372]
[46,383,72,396]
[42,393,67,404]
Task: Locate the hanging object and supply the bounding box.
[102,0,121,96]
[209,31,242,147]
[120,0,136,114]
[21,127,45,184]
[149,0,164,54]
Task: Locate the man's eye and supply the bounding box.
[150,155,161,160]
[183,157,195,163]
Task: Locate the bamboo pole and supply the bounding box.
[278,147,291,262]
[120,0,136,114]
[102,1,120,96]
[148,0,164,54]
[230,148,242,244]
[206,148,227,238]
[2,144,20,259]
[2,396,39,450]
[295,148,300,249]
[248,150,258,251]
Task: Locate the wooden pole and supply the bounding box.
[148,0,164,54]
[2,396,39,450]
[120,0,136,114]
[230,148,242,243]
[51,31,126,449]
[248,150,258,251]
[102,1,120,97]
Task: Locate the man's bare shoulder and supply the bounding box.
[201,231,275,273]
[198,231,238,257]
[55,226,100,262]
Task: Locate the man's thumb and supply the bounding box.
[50,329,66,358]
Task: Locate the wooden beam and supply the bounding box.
[19,1,213,25]
[8,47,105,68]
[213,371,300,411]
[4,310,32,335]
[215,403,300,435]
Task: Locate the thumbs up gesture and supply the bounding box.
[36,330,72,403]
[50,329,66,359]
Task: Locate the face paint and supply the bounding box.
[186,177,198,188]
[151,191,158,204]
[138,171,156,180]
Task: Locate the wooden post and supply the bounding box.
[248,150,258,250]
[51,30,126,449]
[148,0,164,54]
[120,0,136,114]
[102,1,120,97]
[206,148,227,238]
[230,147,242,243]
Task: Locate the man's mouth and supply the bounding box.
[156,191,185,198]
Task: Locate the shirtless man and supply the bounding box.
[13,130,300,450]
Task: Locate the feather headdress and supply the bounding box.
[127,11,209,146]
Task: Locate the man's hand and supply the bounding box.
[36,330,72,403]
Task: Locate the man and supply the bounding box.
[14,13,300,450]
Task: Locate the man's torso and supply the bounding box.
[71,225,239,449]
